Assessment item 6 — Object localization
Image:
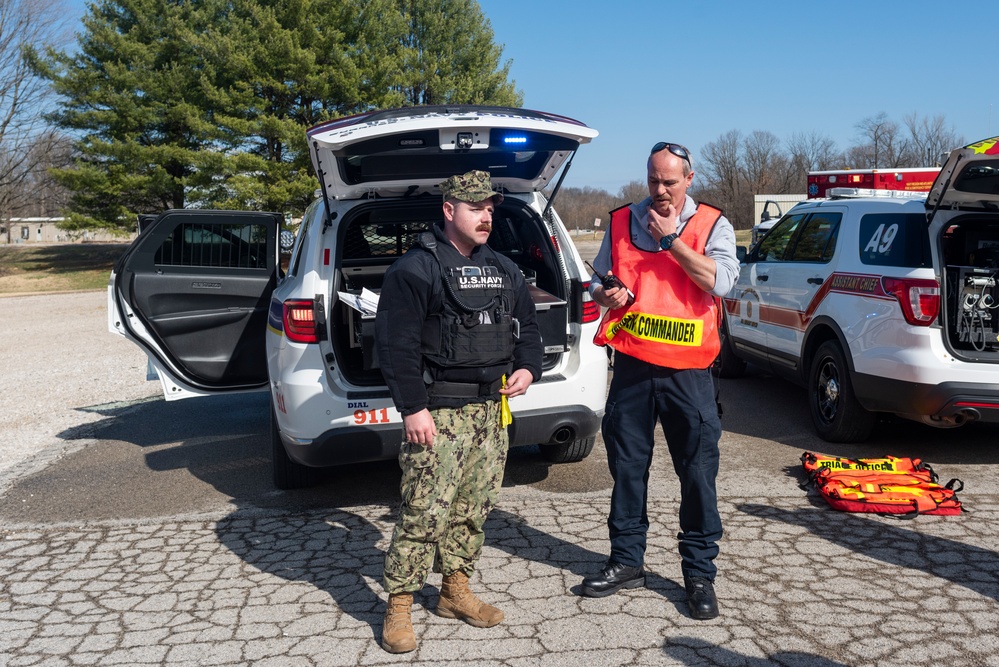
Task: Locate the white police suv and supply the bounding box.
[719,137,999,442]
[108,106,609,488]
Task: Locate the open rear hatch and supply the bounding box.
[307,106,598,386]
[928,136,999,361]
[306,105,598,201]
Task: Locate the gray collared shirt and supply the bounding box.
[588,195,739,298]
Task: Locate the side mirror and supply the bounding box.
[736,245,748,263]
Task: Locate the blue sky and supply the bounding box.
[59,0,996,194]
[477,0,996,193]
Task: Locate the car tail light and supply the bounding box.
[283,299,318,342]
[581,281,601,323]
[882,277,939,326]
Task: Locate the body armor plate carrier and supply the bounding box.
[417,232,516,398]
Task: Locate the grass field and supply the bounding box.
[0,244,129,294]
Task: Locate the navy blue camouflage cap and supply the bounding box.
[439,170,504,205]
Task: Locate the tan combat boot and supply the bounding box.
[437,571,504,627]
[381,593,417,654]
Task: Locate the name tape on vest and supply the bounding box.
[605,311,703,346]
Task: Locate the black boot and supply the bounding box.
[684,576,719,620]
[581,562,645,598]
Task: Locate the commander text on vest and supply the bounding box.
[581,141,739,622]
[374,169,542,653]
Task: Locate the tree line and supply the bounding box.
[0,0,967,235]
[6,0,520,233]
[555,112,965,233]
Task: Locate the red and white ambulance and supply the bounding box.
[807,167,940,199]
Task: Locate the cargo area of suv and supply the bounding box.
[938,215,999,362]
[331,196,574,385]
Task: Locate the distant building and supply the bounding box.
[0,217,135,245]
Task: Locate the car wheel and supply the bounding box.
[271,400,317,490]
[714,319,747,379]
[540,435,595,463]
[808,341,875,443]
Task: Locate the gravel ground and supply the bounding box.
[0,290,159,491]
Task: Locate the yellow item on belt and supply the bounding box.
[500,375,512,428]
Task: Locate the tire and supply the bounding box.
[714,319,747,379]
[271,400,317,490]
[540,435,595,463]
[808,341,876,443]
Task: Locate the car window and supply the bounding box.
[154,222,269,269]
[787,213,841,263]
[754,213,805,262]
[858,213,931,268]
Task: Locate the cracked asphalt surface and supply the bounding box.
[2,274,998,666]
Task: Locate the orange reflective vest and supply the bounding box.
[801,452,964,517]
[593,203,723,369]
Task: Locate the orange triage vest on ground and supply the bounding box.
[593,203,723,369]
[801,452,964,517]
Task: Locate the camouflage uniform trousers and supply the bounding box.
[383,400,508,595]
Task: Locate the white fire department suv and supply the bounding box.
[108,106,609,488]
[719,137,999,442]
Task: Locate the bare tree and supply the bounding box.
[742,130,789,194]
[0,0,69,243]
[6,131,73,217]
[618,180,648,206]
[786,131,843,189]
[903,112,964,166]
[698,130,752,228]
[853,112,914,168]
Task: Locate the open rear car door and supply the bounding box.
[108,210,281,400]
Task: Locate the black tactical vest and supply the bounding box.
[417,232,517,377]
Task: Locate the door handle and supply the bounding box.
[757,275,769,282]
[807,277,824,285]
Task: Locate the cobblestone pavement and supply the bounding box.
[3,290,999,666]
[3,490,999,666]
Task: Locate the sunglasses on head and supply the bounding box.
[650,142,691,164]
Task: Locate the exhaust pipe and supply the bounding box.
[953,408,980,426]
[550,427,574,444]
[925,407,981,428]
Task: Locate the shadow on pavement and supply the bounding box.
[718,369,999,466]
[213,508,389,642]
[0,390,610,641]
[663,637,848,666]
[485,508,692,617]
[738,503,999,603]
[1,390,601,523]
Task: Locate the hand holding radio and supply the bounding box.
[586,261,635,306]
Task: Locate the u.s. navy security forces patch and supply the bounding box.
[456,265,505,290]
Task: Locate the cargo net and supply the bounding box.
[343,220,433,260]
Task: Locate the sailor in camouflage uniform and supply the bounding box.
[374,170,543,653]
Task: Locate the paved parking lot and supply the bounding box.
[2,289,998,666]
